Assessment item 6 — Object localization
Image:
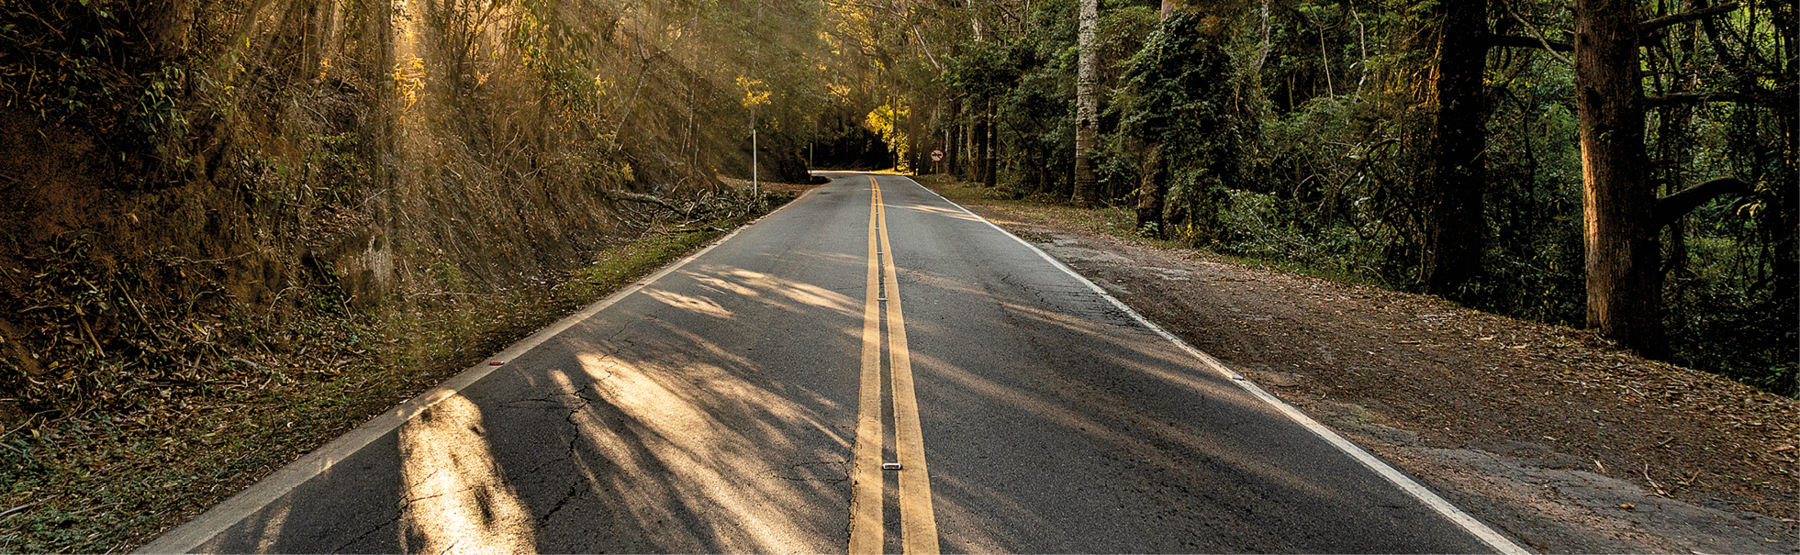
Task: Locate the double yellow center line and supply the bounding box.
[849,177,938,554]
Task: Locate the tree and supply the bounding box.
[1574,0,1751,355]
[1133,1,1178,236]
[1421,0,1490,298]
[1576,0,1677,354]
[1072,0,1099,207]
[1120,2,1242,241]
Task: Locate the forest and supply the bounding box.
[0,0,1794,551]
[0,0,1794,448]
[0,0,1792,425]
[840,0,1795,396]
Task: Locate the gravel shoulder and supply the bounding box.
[920,177,1799,554]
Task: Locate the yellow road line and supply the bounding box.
[849,178,885,554]
[877,180,940,554]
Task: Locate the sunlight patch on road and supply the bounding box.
[916,348,1349,508]
[902,203,986,223]
[398,395,537,555]
[562,347,836,551]
[644,289,735,319]
[681,265,859,315]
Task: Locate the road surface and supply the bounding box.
[141,173,1520,553]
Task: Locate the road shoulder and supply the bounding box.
[918,176,1799,554]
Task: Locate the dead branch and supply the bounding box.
[604,190,684,214]
[1640,3,1740,34]
[1653,177,1752,229]
[1485,34,1573,52]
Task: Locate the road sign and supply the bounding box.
[929,149,944,162]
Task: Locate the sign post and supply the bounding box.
[929,148,944,174]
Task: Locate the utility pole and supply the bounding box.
[752,104,759,198]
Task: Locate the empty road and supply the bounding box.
[141,173,1521,554]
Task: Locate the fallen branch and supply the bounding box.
[0,496,55,522]
[603,190,685,214]
[1642,463,1669,496]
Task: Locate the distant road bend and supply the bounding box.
[140,173,1527,554]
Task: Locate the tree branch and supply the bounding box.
[604,190,684,214]
[1499,1,1575,65]
[1653,177,1751,229]
[1640,3,1740,34]
[1645,91,1765,107]
[1486,34,1574,52]
[912,25,943,72]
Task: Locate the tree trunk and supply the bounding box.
[1576,0,1666,355]
[1132,0,1178,234]
[964,106,977,179]
[1136,142,1166,236]
[1071,0,1099,207]
[966,0,984,181]
[1657,3,1697,281]
[982,101,997,188]
[970,109,983,183]
[1422,0,1489,297]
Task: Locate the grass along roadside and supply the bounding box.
[0,197,790,554]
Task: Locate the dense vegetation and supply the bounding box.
[0,0,1792,551]
[842,0,1795,396]
[0,0,859,420]
[3,1,837,549]
[0,0,1793,458]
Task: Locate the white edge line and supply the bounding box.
[906,178,1533,555]
[135,185,821,555]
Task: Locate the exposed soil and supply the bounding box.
[929,179,1799,554]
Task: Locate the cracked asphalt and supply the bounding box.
[170,173,1501,553]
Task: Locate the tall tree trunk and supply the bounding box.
[1136,142,1166,236]
[1133,0,1178,232]
[907,94,919,174]
[1422,0,1489,297]
[982,100,997,188]
[966,0,984,181]
[964,106,977,179]
[1071,0,1099,207]
[1576,0,1666,355]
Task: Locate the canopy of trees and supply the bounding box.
[815,0,1795,396]
[1,0,1793,408]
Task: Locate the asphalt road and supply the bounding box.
[142,173,1518,554]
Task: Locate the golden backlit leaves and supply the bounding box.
[738,76,772,109]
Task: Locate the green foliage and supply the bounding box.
[0,1,208,184]
[1462,57,1586,326]
[946,41,1021,104]
[1111,10,1250,245]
